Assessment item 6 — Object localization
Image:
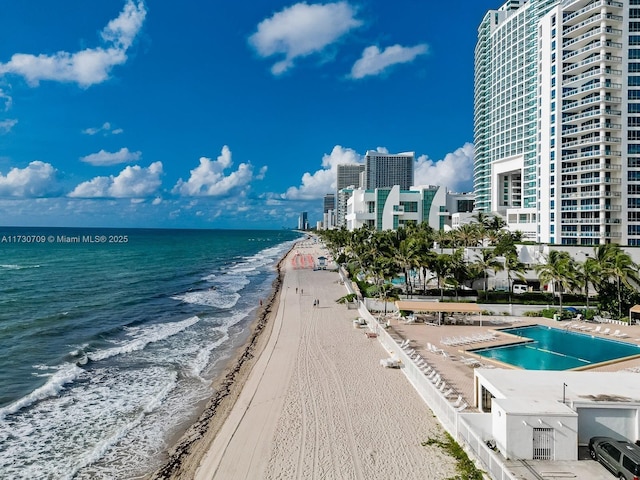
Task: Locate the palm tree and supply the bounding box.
[504,252,527,304]
[535,250,576,313]
[447,248,469,301]
[576,257,600,311]
[431,253,452,301]
[433,229,452,252]
[395,236,421,297]
[586,244,640,318]
[452,223,483,247]
[474,248,505,300]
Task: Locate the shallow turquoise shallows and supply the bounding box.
[472,325,640,370]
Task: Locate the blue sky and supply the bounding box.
[0,0,497,229]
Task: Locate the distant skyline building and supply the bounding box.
[323,193,335,213]
[364,151,414,190]
[298,211,308,231]
[322,193,336,230]
[336,164,365,191]
[336,188,354,229]
[335,164,365,228]
[474,0,640,245]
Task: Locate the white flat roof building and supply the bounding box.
[345,185,447,231]
[474,368,640,460]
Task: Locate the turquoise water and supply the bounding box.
[0,227,301,479]
[473,325,640,370]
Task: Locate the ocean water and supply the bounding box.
[0,227,301,479]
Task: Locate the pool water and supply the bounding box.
[472,325,640,370]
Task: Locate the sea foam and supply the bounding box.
[88,316,200,362]
[0,363,84,419]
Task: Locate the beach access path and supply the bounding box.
[194,241,457,480]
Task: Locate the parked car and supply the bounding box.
[589,436,640,480]
[513,284,528,294]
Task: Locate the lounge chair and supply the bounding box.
[460,356,482,367]
[442,388,455,398]
[380,358,400,368]
[611,329,621,337]
[399,339,410,349]
[614,331,630,338]
[457,402,468,412]
[602,328,611,335]
[452,395,463,408]
[593,325,602,334]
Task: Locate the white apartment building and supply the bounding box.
[475,0,640,245]
[344,185,473,232]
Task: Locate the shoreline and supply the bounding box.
[151,242,294,479]
[154,236,458,479]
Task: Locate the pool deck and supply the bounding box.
[386,314,640,412]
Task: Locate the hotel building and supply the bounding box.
[475,0,640,245]
[364,151,414,190]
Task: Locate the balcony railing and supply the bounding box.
[563,27,622,49]
[563,108,621,123]
[562,136,621,148]
[560,204,621,212]
[563,0,623,25]
[562,123,621,135]
[560,190,620,199]
[564,68,622,86]
[562,54,622,74]
[561,177,621,186]
[562,82,621,98]
[563,14,623,37]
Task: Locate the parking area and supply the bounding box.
[503,447,616,479]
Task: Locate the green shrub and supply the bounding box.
[422,433,484,480]
[335,293,357,304]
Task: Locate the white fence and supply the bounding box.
[356,300,518,480]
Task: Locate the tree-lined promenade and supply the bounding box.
[318,217,640,321]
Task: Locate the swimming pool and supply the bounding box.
[472,325,640,370]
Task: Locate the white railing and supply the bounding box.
[351,293,518,480]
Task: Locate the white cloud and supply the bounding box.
[69,161,162,198]
[82,121,123,136]
[350,43,428,79]
[80,147,141,166]
[0,161,57,197]
[249,1,362,75]
[0,119,17,134]
[0,1,146,88]
[282,143,474,200]
[173,146,264,197]
[414,143,474,192]
[283,145,361,200]
[0,89,12,110]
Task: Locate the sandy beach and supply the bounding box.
[153,238,458,480]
